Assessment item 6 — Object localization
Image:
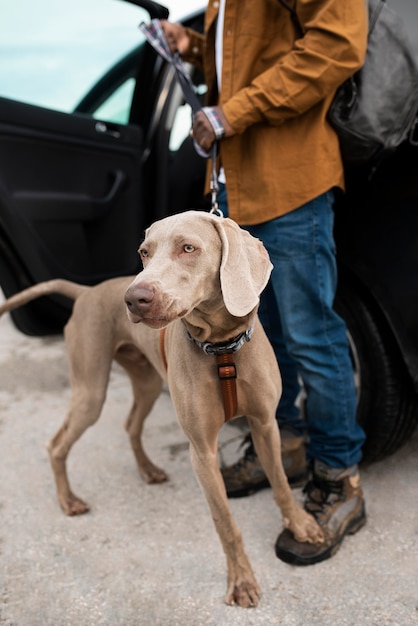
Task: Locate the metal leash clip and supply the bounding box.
[209,142,223,217]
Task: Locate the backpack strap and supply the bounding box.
[278,0,304,36]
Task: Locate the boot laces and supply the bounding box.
[304,475,345,520]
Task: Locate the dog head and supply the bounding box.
[124,210,272,327]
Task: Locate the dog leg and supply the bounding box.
[190,445,261,607]
[47,380,109,515]
[47,317,114,515]
[250,420,324,544]
[118,350,167,484]
[187,432,261,608]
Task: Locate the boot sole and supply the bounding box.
[275,504,367,566]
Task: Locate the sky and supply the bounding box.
[0,0,205,110]
[0,0,205,40]
[161,0,205,20]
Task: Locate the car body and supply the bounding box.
[1,0,417,462]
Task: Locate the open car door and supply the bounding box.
[0,0,170,333]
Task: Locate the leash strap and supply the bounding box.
[216,353,238,422]
[159,327,168,371]
[140,19,221,214]
[139,20,202,113]
[145,20,236,414]
[210,143,220,214]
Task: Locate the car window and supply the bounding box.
[90,78,137,125]
[0,0,149,123]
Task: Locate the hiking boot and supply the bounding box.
[275,461,366,565]
[221,431,308,498]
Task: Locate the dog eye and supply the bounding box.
[183,245,195,253]
[139,248,149,258]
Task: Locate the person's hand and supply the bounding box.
[160,20,190,54]
[192,107,235,152]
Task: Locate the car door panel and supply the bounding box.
[0,97,144,281]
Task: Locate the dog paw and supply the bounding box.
[140,463,168,484]
[284,510,324,544]
[306,517,324,544]
[60,493,90,516]
[225,579,261,608]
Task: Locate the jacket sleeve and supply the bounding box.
[222,0,368,133]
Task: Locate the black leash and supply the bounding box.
[140,20,221,214]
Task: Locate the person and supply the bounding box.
[161,0,368,565]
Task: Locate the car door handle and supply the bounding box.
[92,169,126,209]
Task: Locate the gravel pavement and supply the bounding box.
[1,292,418,626]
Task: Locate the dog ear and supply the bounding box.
[212,217,273,317]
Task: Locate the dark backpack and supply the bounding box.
[279,0,418,167]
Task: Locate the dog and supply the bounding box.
[0,210,322,607]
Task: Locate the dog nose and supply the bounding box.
[125,285,155,314]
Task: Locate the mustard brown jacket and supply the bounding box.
[183,0,368,225]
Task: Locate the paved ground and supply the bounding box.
[1,293,418,626]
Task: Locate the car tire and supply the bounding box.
[335,282,418,463]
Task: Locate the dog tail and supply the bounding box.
[0,279,89,316]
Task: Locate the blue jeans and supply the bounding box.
[217,184,365,468]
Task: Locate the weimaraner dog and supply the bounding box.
[0,210,322,607]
